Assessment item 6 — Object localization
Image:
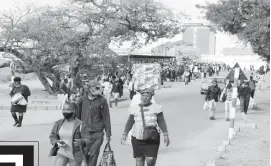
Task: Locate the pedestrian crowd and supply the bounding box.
[7,61,268,166]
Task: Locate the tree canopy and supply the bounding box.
[0,0,184,94]
[197,0,270,62]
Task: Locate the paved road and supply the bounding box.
[0,79,232,166]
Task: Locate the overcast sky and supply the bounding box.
[0,0,244,53]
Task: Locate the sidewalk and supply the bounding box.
[216,89,270,166]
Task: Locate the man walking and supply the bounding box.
[205,80,221,120]
[238,81,251,115]
[76,80,111,166]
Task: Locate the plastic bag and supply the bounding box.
[99,143,116,166]
[203,102,209,111]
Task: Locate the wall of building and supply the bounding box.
[182,26,216,55]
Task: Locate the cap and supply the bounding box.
[13,77,21,82]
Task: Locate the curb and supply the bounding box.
[205,123,257,166]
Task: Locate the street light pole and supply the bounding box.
[228,67,240,139]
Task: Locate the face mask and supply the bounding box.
[63,113,74,119]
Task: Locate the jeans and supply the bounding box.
[250,89,255,98]
[224,100,232,119]
[239,96,250,113]
[207,99,216,117]
[54,154,82,166]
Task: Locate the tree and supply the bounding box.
[197,0,270,62]
[0,0,184,94]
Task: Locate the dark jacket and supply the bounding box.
[10,85,31,113]
[76,96,111,137]
[49,118,91,162]
[111,81,121,93]
[238,86,251,98]
[205,85,221,102]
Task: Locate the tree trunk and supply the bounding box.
[35,70,54,95]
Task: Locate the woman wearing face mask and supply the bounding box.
[49,102,91,166]
[10,77,31,127]
[121,88,170,166]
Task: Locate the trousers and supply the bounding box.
[207,99,216,117]
[224,100,232,119]
[240,96,250,113]
[84,132,104,166]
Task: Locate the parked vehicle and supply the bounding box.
[200,77,226,95]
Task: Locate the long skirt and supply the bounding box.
[131,136,160,158]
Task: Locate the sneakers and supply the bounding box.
[226,118,230,121]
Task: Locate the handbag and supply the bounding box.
[11,93,23,105]
[48,143,59,157]
[203,101,209,111]
[17,96,28,106]
[221,87,227,102]
[139,105,159,141]
[99,142,116,166]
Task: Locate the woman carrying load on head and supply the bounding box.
[121,88,170,166]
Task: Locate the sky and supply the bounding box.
[0,0,245,53]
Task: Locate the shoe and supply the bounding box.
[16,123,22,127]
[226,118,230,121]
[209,117,212,120]
[13,121,19,126]
[212,117,216,120]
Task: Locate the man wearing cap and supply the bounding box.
[76,79,111,166]
[205,80,221,120]
[10,77,31,127]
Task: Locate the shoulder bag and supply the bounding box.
[221,88,227,102]
[140,105,159,141]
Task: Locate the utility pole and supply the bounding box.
[228,67,240,139]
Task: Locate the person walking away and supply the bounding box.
[205,80,221,120]
[10,77,31,127]
[49,102,91,166]
[102,77,113,107]
[220,81,233,121]
[58,78,68,110]
[238,81,251,115]
[249,76,257,99]
[111,77,121,108]
[76,80,111,166]
[121,89,170,166]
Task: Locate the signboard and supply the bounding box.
[132,63,161,90]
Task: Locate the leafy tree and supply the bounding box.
[197,0,270,62]
[0,0,184,94]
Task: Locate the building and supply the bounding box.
[182,23,216,55]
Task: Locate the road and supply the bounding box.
[0,78,233,166]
